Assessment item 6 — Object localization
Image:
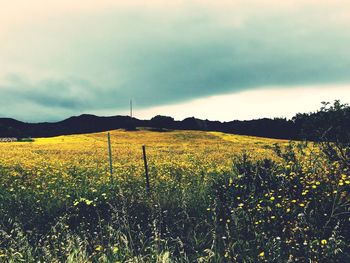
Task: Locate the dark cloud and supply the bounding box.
[1,2,350,121]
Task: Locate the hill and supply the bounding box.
[0,114,296,139]
[1,100,349,141]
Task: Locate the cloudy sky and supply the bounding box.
[1,0,350,122]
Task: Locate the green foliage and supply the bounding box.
[293,100,350,142]
[1,140,350,262]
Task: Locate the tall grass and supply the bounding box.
[0,141,349,262]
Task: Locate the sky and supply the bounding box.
[0,0,350,122]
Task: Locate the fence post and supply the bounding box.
[108,132,113,181]
[142,145,150,194]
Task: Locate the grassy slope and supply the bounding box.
[0,129,287,176]
[1,130,349,262]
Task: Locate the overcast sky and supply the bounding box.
[1,0,350,122]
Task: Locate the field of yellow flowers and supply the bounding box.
[0,129,349,262]
[0,130,284,180]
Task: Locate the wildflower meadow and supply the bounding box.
[0,129,349,262]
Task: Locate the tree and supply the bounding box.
[150,115,174,131]
[293,100,350,142]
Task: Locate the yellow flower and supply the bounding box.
[95,245,103,251]
[321,239,327,246]
[112,246,119,254]
[85,199,93,205]
[259,251,265,257]
[224,251,229,258]
[238,203,244,208]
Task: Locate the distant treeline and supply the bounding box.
[0,101,349,141]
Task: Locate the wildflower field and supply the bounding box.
[0,129,349,262]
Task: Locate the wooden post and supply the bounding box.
[108,132,113,181]
[130,99,133,118]
[142,145,150,194]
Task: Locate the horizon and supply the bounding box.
[1,95,345,124]
[1,1,350,122]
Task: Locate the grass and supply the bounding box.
[0,130,349,262]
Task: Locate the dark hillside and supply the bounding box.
[0,115,297,139]
[0,101,348,140]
